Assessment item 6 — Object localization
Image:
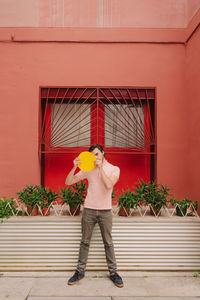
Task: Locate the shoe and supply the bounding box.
[68,270,84,285]
[110,272,124,288]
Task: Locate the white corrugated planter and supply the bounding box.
[0,215,200,271]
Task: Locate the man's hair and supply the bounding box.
[89,144,104,154]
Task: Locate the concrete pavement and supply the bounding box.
[0,271,200,300]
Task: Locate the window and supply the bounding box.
[51,103,91,148]
[40,87,156,188]
[104,104,144,148]
[40,87,155,154]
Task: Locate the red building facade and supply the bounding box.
[0,0,200,207]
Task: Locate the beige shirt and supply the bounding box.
[75,160,120,210]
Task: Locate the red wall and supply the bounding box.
[186,24,200,205]
[45,153,151,198]
[0,35,187,200]
[0,5,199,202]
[187,0,200,23]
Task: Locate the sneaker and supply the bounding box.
[110,272,124,288]
[68,270,84,285]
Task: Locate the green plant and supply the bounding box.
[193,271,200,278]
[37,186,59,209]
[0,197,17,222]
[135,179,171,213]
[60,186,74,205]
[112,188,117,199]
[73,181,87,205]
[16,184,41,210]
[170,198,198,216]
[60,180,87,208]
[118,189,140,209]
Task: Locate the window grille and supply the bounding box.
[51,103,91,148]
[104,104,144,148]
[39,87,156,154]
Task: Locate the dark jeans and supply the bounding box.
[76,207,117,275]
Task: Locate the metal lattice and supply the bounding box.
[39,87,156,154]
[3,199,199,218]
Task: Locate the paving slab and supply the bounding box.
[27,298,200,300]
[27,298,111,300]
[113,298,200,300]
[28,276,148,297]
[1,271,200,300]
[143,276,200,297]
[0,276,35,300]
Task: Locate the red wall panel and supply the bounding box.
[45,152,150,205]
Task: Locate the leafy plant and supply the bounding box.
[170,198,198,216]
[135,179,171,213]
[118,189,140,209]
[37,186,59,209]
[73,181,87,205]
[16,184,41,210]
[112,189,117,199]
[0,197,17,222]
[60,186,74,205]
[60,180,87,208]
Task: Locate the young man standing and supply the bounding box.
[65,144,124,288]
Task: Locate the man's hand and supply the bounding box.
[65,157,81,186]
[73,157,81,168]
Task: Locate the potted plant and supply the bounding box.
[0,197,18,223]
[118,189,140,216]
[135,179,171,216]
[170,198,198,216]
[17,184,41,216]
[60,180,87,216]
[112,189,117,206]
[38,186,58,216]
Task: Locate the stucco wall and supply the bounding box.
[0,2,199,203]
[186,25,200,204]
[187,0,200,24]
[0,0,199,28]
[0,37,187,199]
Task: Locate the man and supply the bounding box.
[65,144,124,288]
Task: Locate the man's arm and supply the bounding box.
[99,166,119,189]
[65,158,81,186]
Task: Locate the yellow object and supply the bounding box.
[78,151,96,172]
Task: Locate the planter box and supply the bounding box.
[0,216,200,271]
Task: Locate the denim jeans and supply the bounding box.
[76,207,117,274]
